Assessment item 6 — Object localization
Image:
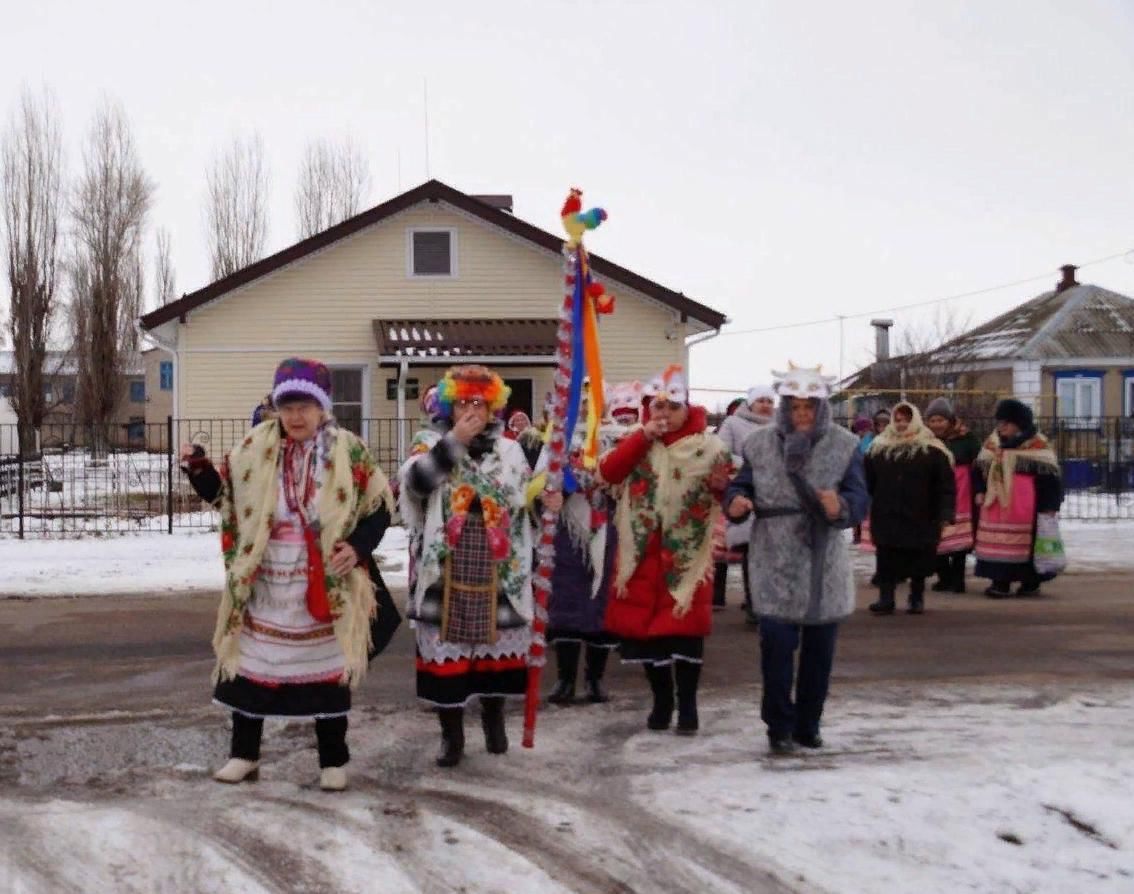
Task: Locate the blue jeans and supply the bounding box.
[758,618,839,740]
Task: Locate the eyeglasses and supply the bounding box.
[455,398,486,410]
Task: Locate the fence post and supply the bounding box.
[17,446,24,540]
[167,416,174,535]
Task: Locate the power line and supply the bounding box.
[716,249,1133,338]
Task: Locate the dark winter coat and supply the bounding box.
[547,504,617,635]
[864,446,956,550]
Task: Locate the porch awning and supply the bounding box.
[374,318,559,365]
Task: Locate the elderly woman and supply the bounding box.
[599,366,733,735]
[973,399,1063,598]
[713,385,776,618]
[864,402,956,615]
[179,358,394,791]
[399,365,534,767]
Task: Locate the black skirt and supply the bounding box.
[213,675,351,719]
[875,545,938,583]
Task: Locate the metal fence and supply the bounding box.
[1,415,1132,537]
[0,417,414,538]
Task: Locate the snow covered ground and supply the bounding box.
[0,519,1125,599]
[2,682,1132,893]
[0,524,409,597]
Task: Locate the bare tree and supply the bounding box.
[294,137,370,238]
[1,86,64,455]
[153,226,176,306]
[69,100,154,457]
[205,134,268,279]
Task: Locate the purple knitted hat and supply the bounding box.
[271,357,332,413]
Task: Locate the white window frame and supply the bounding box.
[1055,375,1102,429]
[327,364,370,440]
[1124,374,1134,417]
[406,227,458,278]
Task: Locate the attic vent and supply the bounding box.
[410,230,455,276]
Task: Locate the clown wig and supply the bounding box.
[435,364,511,418]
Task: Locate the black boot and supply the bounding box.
[480,697,508,754]
[951,553,967,593]
[674,660,701,735]
[583,645,610,704]
[869,584,896,615]
[907,578,925,615]
[436,708,464,768]
[547,641,580,705]
[644,663,674,731]
[712,561,727,609]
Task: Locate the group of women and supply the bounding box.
[181,357,1065,787]
[855,396,1065,613]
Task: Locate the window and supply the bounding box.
[386,377,420,401]
[1124,372,1134,418]
[129,380,145,403]
[159,361,173,391]
[1054,370,1102,429]
[127,416,145,444]
[0,382,10,399]
[408,229,456,277]
[331,368,364,436]
[61,381,75,404]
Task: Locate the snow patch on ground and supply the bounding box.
[2,684,1133,893]
[0,526,409,597]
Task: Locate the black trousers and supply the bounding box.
[712,545,750,606]
[758,618,839,740]
[230,712,350,768]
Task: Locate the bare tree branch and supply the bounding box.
[69,99,154,457]
[1,85,64,454]
[294,137,370,238]
[205,134,268,279]
[153,225,175,306]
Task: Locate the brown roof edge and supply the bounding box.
[139,180,727,331]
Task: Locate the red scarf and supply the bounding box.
[282,438,332,623]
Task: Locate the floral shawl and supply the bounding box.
[214,421,394,688]
[399,428,533,622]
[976,430,1059,511]
[610,428,732,616]
[868,401,953,465]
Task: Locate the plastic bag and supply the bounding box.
[1033,514,1067,576]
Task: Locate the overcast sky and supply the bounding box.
[5,0,1134,402]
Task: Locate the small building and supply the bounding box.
[139,179,727,462]
[0,351,146,449]
[839,266,1134,425]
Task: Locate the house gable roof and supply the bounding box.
[139,180,726,331]
[936,283,1134,361]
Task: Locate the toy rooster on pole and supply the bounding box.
[522,188,613,748]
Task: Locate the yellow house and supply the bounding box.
[139,180,726,463]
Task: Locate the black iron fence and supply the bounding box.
[1,415,1132,537]
[0,417,416,538]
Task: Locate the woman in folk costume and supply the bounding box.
[179,358,394,791]
[973,399,1063,598]
[399,365,534,767]
[537,392,619,706]
[506,409,545,471]
[923,397,982,593]
[725,365,869,754]
[599,365,733,735]
[864,402,956,615]
[713,385,776,620]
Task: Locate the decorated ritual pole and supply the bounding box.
[523,188,609,748]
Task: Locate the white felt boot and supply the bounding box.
[213,758,260,784]
[320,766,348,791]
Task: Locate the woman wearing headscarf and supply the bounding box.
[179,358,394,791]
[713,385,776,619]
[923,397,982,593]
[864,402,956,615]
[599,365,733,735]
[399,365,534,767]
[973,399,1063,598]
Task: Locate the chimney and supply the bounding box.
[1056,264,1079,293]
[871,318,894,361]
[472,194,514,214]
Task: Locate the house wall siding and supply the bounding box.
[176,203,690,422]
